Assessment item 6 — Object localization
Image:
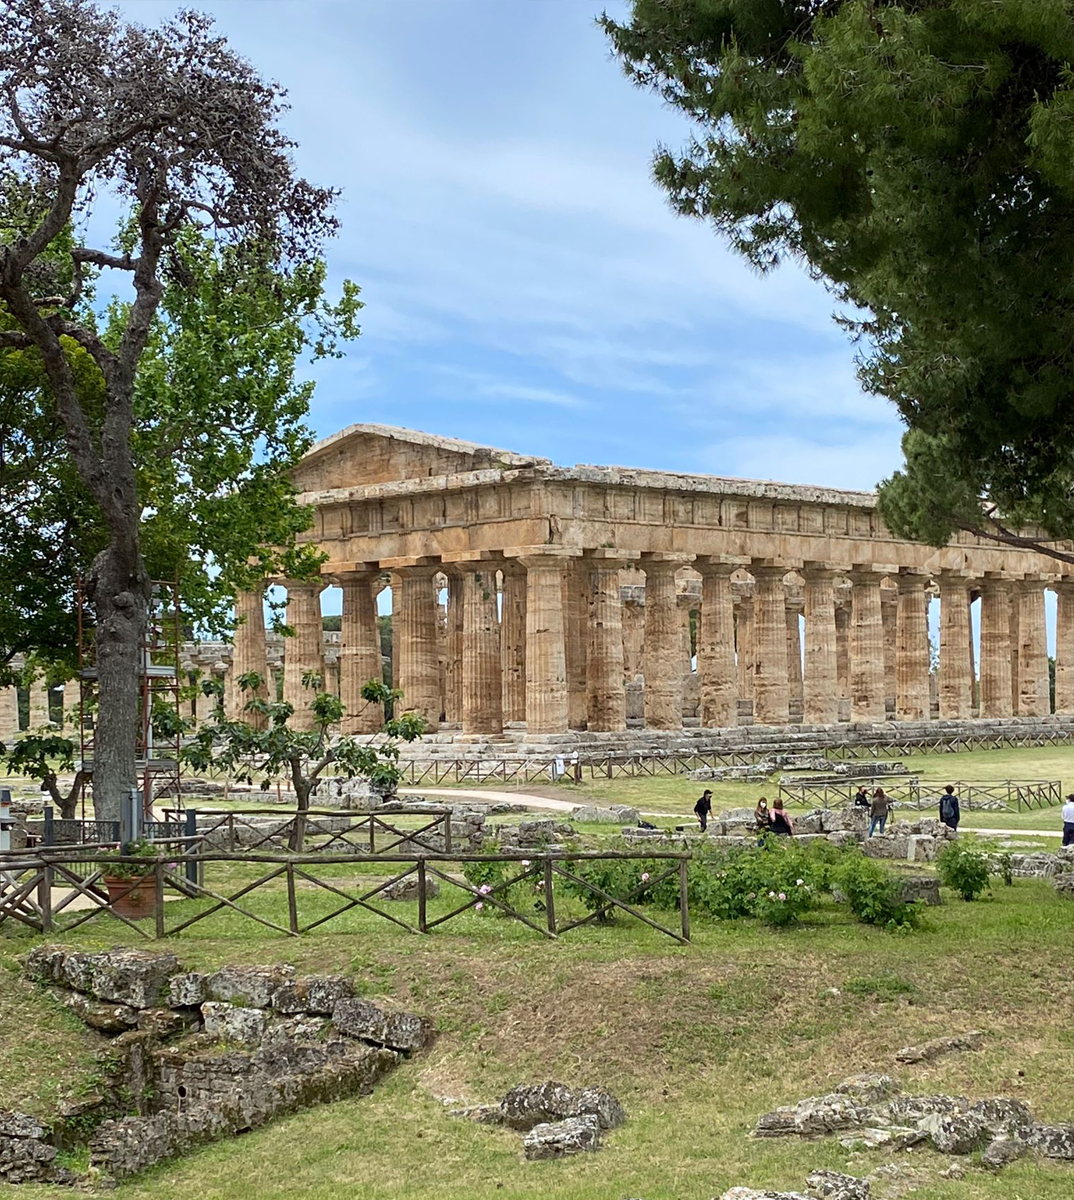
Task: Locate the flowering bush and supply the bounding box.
[462,846,541,915]
[937,839,992,901]
[834,854,925,931]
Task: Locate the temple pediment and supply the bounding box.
[292,423,549,492]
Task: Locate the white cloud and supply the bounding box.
[703,431,906,492]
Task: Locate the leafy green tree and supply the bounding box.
[0,0,342,819]
[183,673,426,851]
[603,0,1074,561]
[2,731,85,821]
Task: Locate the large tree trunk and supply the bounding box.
[89,536,149,822]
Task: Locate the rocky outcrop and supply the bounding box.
[522,1114,603,1159]
[499,1081,625,1131]
[895,1031,983,1064]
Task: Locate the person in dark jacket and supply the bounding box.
[694,790,713,832]
[853,786,870,809]
[939,784,961,831]
[869,788,890,837]
[768,798,793,836]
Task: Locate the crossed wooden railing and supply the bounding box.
[777,777,1060,811]
[0,849,691,944]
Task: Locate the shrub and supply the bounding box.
[462,845,541,915]
[991,849,1014,887]
[556,853,645,918]
[834,854,925,931]
[937,840,992,901]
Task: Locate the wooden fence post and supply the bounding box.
[443,813,452,855]
[417,859,427,933]
[678,858,690,942]
[37,863,52,933]
[543,856,556,934]
[286,862,299,934]
[154,861,165,939]
[368,816,376,854]
[228,813,236,853]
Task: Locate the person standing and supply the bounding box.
[1062,793,1074,847]
[754,797,770,831]
[768,798,794,837]
[939,784,961,832]
[694,789,713,832]
[853,785,869,809]
[869,787,890,837]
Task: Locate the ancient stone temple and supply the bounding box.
[223,424,1074,741]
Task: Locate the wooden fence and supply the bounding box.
[0,848,691,944]
[777,777,1060,811]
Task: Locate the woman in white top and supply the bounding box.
[1062,793,1074,847]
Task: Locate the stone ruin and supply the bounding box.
[449,1080,625,1160]
[753,1070,1074,1167]
[1,947,432,1185]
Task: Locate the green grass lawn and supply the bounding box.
[2,854,1073,1200]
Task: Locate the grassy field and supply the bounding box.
[1,850,1073,1200]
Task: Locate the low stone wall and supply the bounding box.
[7,947,432,1185]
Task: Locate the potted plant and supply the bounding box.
[100,839,161,919]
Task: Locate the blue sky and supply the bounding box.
[117,0,905,491]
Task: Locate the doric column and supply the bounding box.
[1055,580,1074,716]
[564,559,589,730]
[443,570,464,724]
[28,674,51,728]
[881,584,898,713]
[802,565,838,725]
[397,566,442,730]
[587,557,626,731]
[0,685,20,738]
[786,601,803,707]
[893,572,930,721]
[978,576,1013,719]
[340,571,382,734]
[227,587,269,725]
[390,573,402,690]
[750,564,790,726]
[835,600,850,702]
[849,568,886,722]
[938,572,973,719]
[461,564,502,734]
[621,590,644,682]
[643,557,687,730]
[519,554,570,734]
[1009,593,1020,715]
[282,582,324,731]
[500,566,527,724]
[697,560,737,728]
[735,595,754,701]
[1016,576,1049,716]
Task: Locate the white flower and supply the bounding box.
[521,859,531,867]
[796,878,804,886]
[768,890,776,898]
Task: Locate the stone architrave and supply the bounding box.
[0,685,19,738]
[1054,580,1074,716]
[697,560,737,728]
[643,557,688,730]
[735,596,754,701]
[786,601,803,706]
[397,566,442,730]
[564,559,589,731]
[1016,577,1049,717]
[894,572,930,722]
[461,565,503,735]
[281,582,324,732]
[500,566,527,725]
[586,558,626,731]
[227,587,269,726]
[938,572,973,720]
[519,555,570,735]
[849,569,886,723]
[340,572,383,735]
[978,577,1014,719]
[802,566,838,725]
[750,564,790,726]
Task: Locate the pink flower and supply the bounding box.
[521,859,531,867]
[478,884,492,895]
[475,901,484,911]
[641,872,650,882]
[778,892,787,901]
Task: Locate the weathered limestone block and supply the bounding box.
[207,964,295,1009]
[1030,1124,1074,1159]
[917,1111,989,1154]
[895,1031,983,1064]
[969,1097,1036,1140]
[382,876,441,902]
[806,1169,870,1200]
[898,876,942,906]
[982,1137,1028,1168]
[835,1074,901,1106]
[31,947,180,1010]
[500,1081,625,1131]
[522,1114,602,1159]
[719,1190,811,1200]
[884,1094,970,1124]
[331,998,434,1053]
[570,804,640,824]
[272,976,355,1015]
[201,1001,269,1046]
[137,1008,201,1038]
[0,1115,59,1185]
[168,973,209,1008]
[47,987,138,1033]
[792,1094,875,1136]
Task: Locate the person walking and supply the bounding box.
[768,798,794,837]
[939,784,961,832]
[868,787,890,837]
[1062,793,1074,847]
[694,789,713,832]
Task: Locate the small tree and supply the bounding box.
[182,673,425,850]
[2,730,85,820]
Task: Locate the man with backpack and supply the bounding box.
[939,784,961,832]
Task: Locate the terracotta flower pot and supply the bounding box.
[103,874,158,920]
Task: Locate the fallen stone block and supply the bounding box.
[718,1190,811,1200]
[752,1106,798,1137]
[449,1103,504,1125]
[982,1137,1027,1169]
[895,1031,983,1064]
[200,1001,269,1045]
[1030,1124,1074,1159]
[47,987,138,1033]
[917,1111,989,1154]
[968,1097,1036,1140]
[522,1114,602,1160]
[331,998,433,1053]
[207,964,295,1009]
[272,975,354,1015]
[168,973,209,1008]
[500,1081,625,1131]
[835,1074,901,1106]
[792,1094,876,1136]
[805,1169,870,1200]
[89,949,180,1010]
[884,1094,969,1124]
[382,875,441,902]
